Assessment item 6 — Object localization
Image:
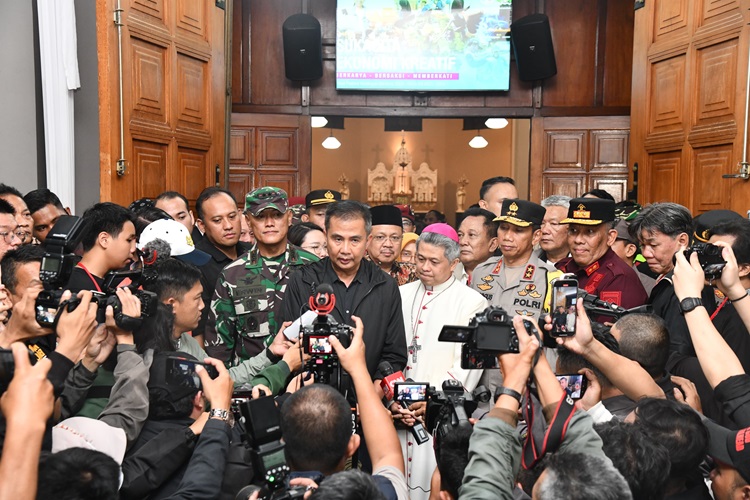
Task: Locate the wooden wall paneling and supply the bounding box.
[603,0,635,107]
[590,130,629,169]
[255,173,297,195]
[542,0,599,107]
[230,129,252,164]
[230,113,311,199]
[231,0,243,103]
[530,116,630,202]
[588,175,628,201]
[693,38,738,125]
[257,129,296,168]
[248,0,302,106]
[546,131,586,169]
[543,175,585,199]
[229,171,254,203]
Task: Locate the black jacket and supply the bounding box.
[280,258,407,378]
[121,417,250,500]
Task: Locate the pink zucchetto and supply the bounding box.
[421,223,459,243]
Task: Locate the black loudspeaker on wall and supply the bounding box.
[282,14,323,82]
[510,13,557,82]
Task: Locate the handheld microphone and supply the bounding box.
[309,283,336,316]
[378,361,405,403]
[576,289,626,314]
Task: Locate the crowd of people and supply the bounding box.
[0,177,749,499]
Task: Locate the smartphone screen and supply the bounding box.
[556,373,587,400]
[550,279,578,338]
[394,382,428,403]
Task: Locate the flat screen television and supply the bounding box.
[336,0,512,92]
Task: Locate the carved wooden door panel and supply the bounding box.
[630,0,750,214]
[229,113,311,203]
[97,0,226,208]
[530,116,630,202]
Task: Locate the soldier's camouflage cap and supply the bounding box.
[245,186,288,217]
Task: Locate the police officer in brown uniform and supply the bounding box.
[556,198,648,312]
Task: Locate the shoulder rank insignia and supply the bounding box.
[523,264,535,280]
[585,261,600,276]
[491,260,503,275]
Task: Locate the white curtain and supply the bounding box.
[37,0,80,213]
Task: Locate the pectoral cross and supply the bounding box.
[408,337,422,363]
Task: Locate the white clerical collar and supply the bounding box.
[421,276,456,294]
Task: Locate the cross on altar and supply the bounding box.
[421,143,434,162]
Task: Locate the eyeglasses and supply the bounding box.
[0,229,24,244]
[303,244,327,253]
[372,235,402,244]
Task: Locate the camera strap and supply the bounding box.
[521,391,576,469]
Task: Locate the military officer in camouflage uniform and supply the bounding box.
[471,199,562,400]
[366,204,419,286]
[204,187,318,366]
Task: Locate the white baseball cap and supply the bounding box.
[138,218,210,266]
[52,417,128,465]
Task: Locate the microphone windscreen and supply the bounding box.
[142,238,172,267]
[378,361,395,376]
[315,283,334,295]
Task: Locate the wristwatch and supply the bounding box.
[495,386,523,405]
[209,408,235,428]
[679,297,703,314]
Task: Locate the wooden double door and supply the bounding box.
[97,0,227,208]
[630,0,750,214]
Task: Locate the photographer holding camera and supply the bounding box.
[277,315,408,499]
[460,315,630,499]
[630,205,750,423]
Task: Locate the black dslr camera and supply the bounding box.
[235,395,306,500]
[682,242,727,281]
[439,307,538,369]
[35,216,157,329]
[302,284,353,390]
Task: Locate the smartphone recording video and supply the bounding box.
[550,278,578,338]
[556,373,588,400]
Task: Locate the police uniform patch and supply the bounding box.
[515,309,533,317]
[477,282,493,292]
[481,275,494,283]
[600,291,622,306]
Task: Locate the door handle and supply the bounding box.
[215,164,221,186]
[722,161,750,180]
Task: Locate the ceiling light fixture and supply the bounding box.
[311,116,328,128]
[485,118,509,129]
[322,129,341,149]
[469,130,488,149]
